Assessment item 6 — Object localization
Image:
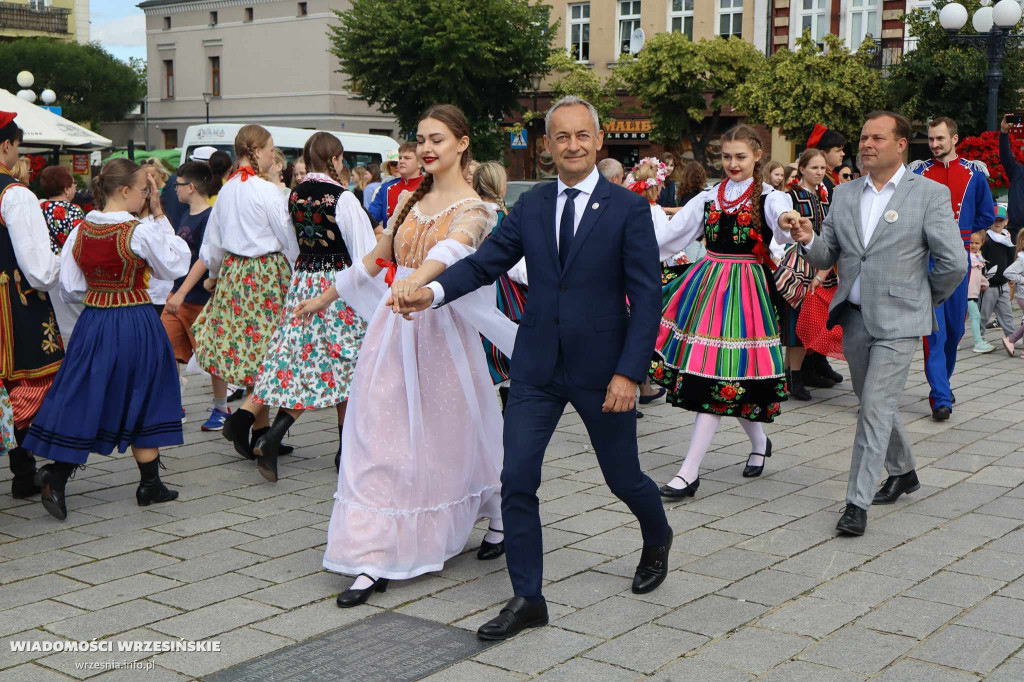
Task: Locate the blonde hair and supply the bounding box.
[473,162,508,214]
[352,166,370,190]
[763,160,785,190]
[631,163,662,203]
[234,124,271,177]
[1016,227,1024,257]
[9,157,30,183]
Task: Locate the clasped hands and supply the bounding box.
[778,210,814,245]
[387,279,434,319]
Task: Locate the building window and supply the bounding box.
[369,128,393,137]
[162,16,171,30]
[568,3,590,62]
[796,0,828,43]
[245,7,254,22]
[617,1,642,58]
[847,0,880,49]
[163,129,178,149]
[210,11,218,25]
[717,0,743,37]
[298,2,307,15]
[210,57,221,97]
[669,0,694,40]
[164,60,174,99]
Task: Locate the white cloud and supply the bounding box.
[92,13,146,49]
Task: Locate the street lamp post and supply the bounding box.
[940,0,1024,131]
[529,74,542,180]
[202,92,212,124]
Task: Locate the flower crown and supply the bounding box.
[624,157,669,188]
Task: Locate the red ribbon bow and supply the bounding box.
[375,258,398,286]
[229,166,257,182]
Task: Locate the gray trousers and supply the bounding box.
[841,309,917,510]
[981,284,1015,336]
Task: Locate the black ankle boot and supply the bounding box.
[254,412,294,483]
[136,457,179,506]
[223,409,256,460]
[335,424,343,473]
[9,439,40,499]
[252,426,295,456]
[39,461,78,520]
[790,370,811,401]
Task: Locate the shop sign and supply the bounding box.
[603,119,651,142]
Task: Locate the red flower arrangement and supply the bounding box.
[958,131,1024,191]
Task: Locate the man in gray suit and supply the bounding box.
[789,111,965,536]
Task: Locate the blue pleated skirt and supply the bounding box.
[24,304,183,464]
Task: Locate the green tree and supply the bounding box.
[734,32,885,144]
[886,0,1024,137]
[0,39,145,128]
[329,0,556,159]
[616,33,765,168]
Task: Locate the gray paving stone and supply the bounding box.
[684,548,778,581]
[736,528,830,557]
[0,529,99,560]
[0,600,85,637]
[942,513,1022,539]
[987,659,1024,681]
[904,570,1004,607]
[242,571,341,609]
[0,663,73,681]
[910,624,1021,674]
[0,629,68,670]
[811,571,914,606]
[650,657,754,681]
[673,527,746,556]
[148,547,261,583]
[531,658,642,682]
[758,596,869,639]
[418,661,528,682]
[772,545,868,580]
[43,599,179,640]
[151,626,292,678]
[583,623,707,673]
[657,594,768,638]
[252,598,382,640]
[235,548,323,583]
[58,550,180,585]
[473,625,601,675]
[149,597,281,639]
[149,571,270,610]
[626,571,729,608]
[554,595,668,638]
[717,569,821,606]
[0,574,87,611]
[0,550,93,584]
[955,595,1024,638]
[55,573,182,611]
[947,549,1024,581]
[756,660,866,681]
[707,510,793,536]
[871,659,981,682]
[694,626,811,675]
[859,596,961,639]
[154,528,257,560]
[799,626,917,674]
[542,570,630,608]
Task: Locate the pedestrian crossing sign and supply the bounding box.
[510,130,528,149]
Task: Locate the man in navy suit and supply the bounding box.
[391,96,672,640]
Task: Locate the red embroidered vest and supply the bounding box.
[72,220,152,308]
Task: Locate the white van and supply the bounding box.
[179,124,397,170]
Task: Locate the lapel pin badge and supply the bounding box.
[592,202,600,210]
[884,210,898,223]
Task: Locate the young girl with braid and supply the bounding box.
[651,124,801,497]
[249,133,376,480]
[294,104,516,608]
[192,125,300,462]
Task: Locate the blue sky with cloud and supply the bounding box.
[91,0,147,63]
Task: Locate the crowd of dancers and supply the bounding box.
[0,96,984,640]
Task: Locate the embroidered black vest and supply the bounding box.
[289,180,353,272]
[0,170,64,379]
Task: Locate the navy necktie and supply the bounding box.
[559,188,580,269]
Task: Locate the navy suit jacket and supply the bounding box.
[434,173,662,391]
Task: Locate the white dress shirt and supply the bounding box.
[141,213,176,304]
[1,184,60,291]
[303,172,377,261]
[427,166,602,306]
[199,173,300,278]
[849,165,905,305]
[60,210,192,304]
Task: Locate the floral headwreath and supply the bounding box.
[624,157,669,193]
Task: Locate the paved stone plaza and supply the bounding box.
[2,335,1024,681]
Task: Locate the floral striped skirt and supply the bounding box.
[481,274,527,385]
[650,251,788,423]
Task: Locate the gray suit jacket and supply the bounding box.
[803,169,966,340]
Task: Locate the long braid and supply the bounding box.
[390,173,434,262]
[325,163,343,187]
[247,145,261,178]
[751,158,764,238]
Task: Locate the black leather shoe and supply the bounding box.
[742,438,773,478]
[227,388,244,402]
[789,371,812,401]
[836,503,867,536]
[336,574,388,608]
[254,413,295,483]
[477,528,505,561]
[9,446,40,499]
[223,409,256,460]
[873,470,920,505]
[660,476,699,498]
[932,405,951,421]
[635,409,644,419]
[803,372,835,389]
[477,596,549,641]
[632,528,673,594]
[39,462,76,521]
[822,360,843,384]
[639,387,666,405]
[136,479,179,506]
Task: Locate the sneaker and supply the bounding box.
[181,408,186,424]
[201,407,231,432]
[973,341,995,354]
[987,320,1000,330]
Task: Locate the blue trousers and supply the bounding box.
[501,352,670,599]
[923,261,969,411]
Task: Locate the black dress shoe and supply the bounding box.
[635,409,644,419]
[9,447,40,499]
[660,476,698,498]
[632,528,673,594]
[227,388,244,402]
[789,371,812,401]
[742,438,773,478]
[803,372,836,389]
[639,387,666,405]
[477,596,549,641]
[873,470,920,505]
[336,574,389,608]
[477,528,505,561]
[253,413,295,483]
[932,405,951,421]
[39,462,77,521]
[223,409,256,460]
[836,503,867,536]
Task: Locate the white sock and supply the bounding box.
[483,519,504,544]
[213,397,227,412]
[738,418,767,467]
[667,413,721,488]
[350,574,376,590]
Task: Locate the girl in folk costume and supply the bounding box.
[473,161,528,411]
[294,104,517,608]
[250,133,376,480]
[39,165,86,341]
[651,125,802,497]
[193,125,300,462]
[24,159,191,520]
[771,149,839,401]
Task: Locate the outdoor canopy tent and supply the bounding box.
[103,148,181,169]
[0,89,111,152]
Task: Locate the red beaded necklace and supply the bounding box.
[716,179,755,213]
